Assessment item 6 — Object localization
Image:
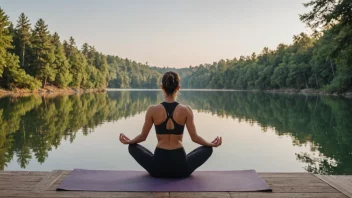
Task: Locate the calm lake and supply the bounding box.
[1,90,351,175]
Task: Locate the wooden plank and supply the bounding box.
[229,192,347,198]
[269,186,338,193]
[0,191,346,198]
[263,176,322,183]
[342,176,352,183]
[170,192,231,198]
[0,191,169,198]
[0,176,45,182]
[0,185,34,191]
[0,171,47,177]
[32,170,64,193]
[316,175,352,198]
[259,172,313,178]
[0,171,30,176]
[263,177,329,187]
[28,171,50,176]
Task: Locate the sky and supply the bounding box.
[1,0,310,68]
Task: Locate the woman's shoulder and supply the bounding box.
[176,103,193,113]
[147,104,162,111]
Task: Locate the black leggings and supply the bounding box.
[128,144,213,178]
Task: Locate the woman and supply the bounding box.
[119,71,222,178]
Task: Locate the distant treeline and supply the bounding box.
[153,1,352,93]
[0,8,161,90]
[1,0,351,92]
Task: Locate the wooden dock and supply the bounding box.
[0,170,351,198]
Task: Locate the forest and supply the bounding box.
[0,8,161,90]
[0,0,351,92]
[155,0,352,93]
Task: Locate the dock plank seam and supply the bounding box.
[32,170,64,193]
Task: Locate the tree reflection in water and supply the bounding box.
[0,91,351,174]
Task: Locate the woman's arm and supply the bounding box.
[185,106,222,147]
[120,106,154,144]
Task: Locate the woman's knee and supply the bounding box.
[128,144,138,155]
[202,146,213,156]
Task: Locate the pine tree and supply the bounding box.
[0,8,40,89]
[15,13,31,68]
[30,19,56,87]
[51,32,72,87]
[68,36,76,57]
[0,7,13,76]
[64,37,87,87]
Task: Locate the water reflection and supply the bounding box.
[0,91,351,174]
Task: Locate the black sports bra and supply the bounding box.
[154,102,185,135]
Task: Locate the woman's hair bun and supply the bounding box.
[162,71,180,96]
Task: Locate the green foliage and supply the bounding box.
[0,91,159,169]
[14,13,31,68]
[179,91,352,174]
[108,57,162,88]
[300,0,352,52]
[176,29,351,92]
[0,8,160,90]
[3,53,41,90]
[0,7,40,90]
[29,19,56,87]
[299,0,352,92]
[2,2,352,91]
[63,38,87,87]
[149,1,352,92]
[0,7,13,77]
[51,33,72,87]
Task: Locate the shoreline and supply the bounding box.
[1,87,351,99]
[0,86,106,98]
[263,88,352,99]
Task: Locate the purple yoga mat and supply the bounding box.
[57,169,272,192]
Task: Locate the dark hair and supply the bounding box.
[162,71,180,96]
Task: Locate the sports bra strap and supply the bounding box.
[155,101,184,135]
[161,102,178,119]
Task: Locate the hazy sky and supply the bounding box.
[2,0,309,68]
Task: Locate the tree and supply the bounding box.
[15,13,31,68]
[300,0,352,53]
[300,0,352,29]
[64,37,87,87]
[3,53,41,89]
[0,7,13,76]
[30,19,56,87]
[51,32,72,87]
[0,8,40,90]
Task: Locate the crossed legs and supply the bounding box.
[128,144,213,177]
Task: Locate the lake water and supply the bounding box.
[1,90,351,175]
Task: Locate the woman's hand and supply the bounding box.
[210,136,222,147]
[119,133,131,145]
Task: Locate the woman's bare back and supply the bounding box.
[152,103,189,150]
